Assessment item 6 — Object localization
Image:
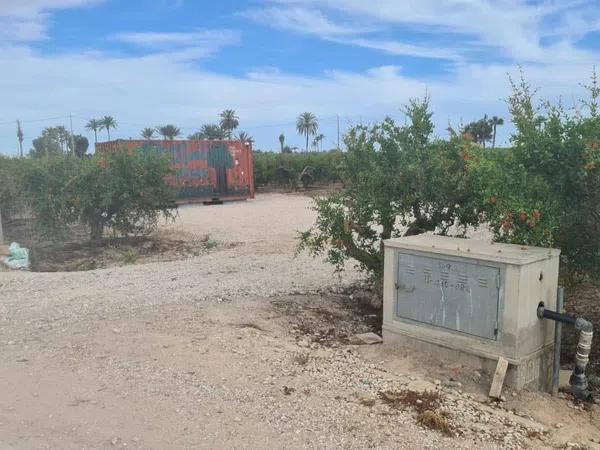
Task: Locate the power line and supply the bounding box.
[0,115,71,126]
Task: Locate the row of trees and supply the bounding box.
[29,126,89,158]
[14,109,502,159]
[460,115,504,148]
[300,73,600,290]
[85,116,117,143]
[137,110,254,144]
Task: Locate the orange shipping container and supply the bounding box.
[96,139,255,203]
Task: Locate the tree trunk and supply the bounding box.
[306,133,309,152]
[90,221,104,240]
[94,130,97,144]
[107,129,111,141]
[492,125,497,148]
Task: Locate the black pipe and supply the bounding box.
[537,303,594,401]
[541,308,577,326]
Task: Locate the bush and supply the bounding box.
[298,98,484,288]
[300,74,600,290]
[0,156,34,212]
[24,147,177,240]
[474,73,600,278]
[253,150,343,188]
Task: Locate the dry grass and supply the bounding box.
[379,390,456,437]
[417,410,453,436]
[379,390,442,414]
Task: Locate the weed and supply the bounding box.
[379,389,457,436]
[200,234,217,250]
[120,249,138,264]
[293,352,310,365]
[378,390,442,414]
[417,410,453,436]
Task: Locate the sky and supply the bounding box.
[0,0,599,155]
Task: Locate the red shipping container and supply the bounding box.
[96,139,255,204]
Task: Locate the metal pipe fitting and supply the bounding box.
[537,301,594,401]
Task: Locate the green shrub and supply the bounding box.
[299,98,484,287]
[253,150,343,187]
[0,156,34,212]
[24,148,177,240]
[474,73,600,278]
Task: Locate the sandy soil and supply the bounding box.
[1,193,599,449]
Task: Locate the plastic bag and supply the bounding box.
[2,242,30,270]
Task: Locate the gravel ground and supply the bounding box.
[1,193,599,449]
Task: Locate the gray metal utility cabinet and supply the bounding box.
[383,235,560,390]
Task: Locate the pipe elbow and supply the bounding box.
[575,317,594,333]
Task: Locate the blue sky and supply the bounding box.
[1,0,599,154]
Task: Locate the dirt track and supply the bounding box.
[1,194,599,449]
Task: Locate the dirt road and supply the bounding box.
[1,194,598,449]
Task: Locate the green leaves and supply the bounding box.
[19,149,176,241]
[299,98,483,285]
[474,72,600,278]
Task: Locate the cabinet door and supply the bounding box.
[395,253,500,340]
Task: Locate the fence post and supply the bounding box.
[0,208,4,245]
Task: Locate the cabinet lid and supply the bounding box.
[384,235,560,265]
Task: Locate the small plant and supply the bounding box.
[293,352,310,365]
[120,249,138,264]
[200,234,217,250]
[417,410,453,436]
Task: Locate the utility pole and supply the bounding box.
[69,114,75,156]
[16,120,23,158]
[336,115,340,151]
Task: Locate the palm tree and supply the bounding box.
[85,119,101,144]
[219,109,239,139]
[141,127,155,140]
[101,116,117,141]
[312,133,325,151]
[236,131,254,146]
[278,133,285,152]
[296,112,319,152]
[490,116,504,148]
[199,124,227,140]
[54,126,70,152]
[16,120,24,157]
[156,125,181,140]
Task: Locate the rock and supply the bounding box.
[406,379,438,392]
[443,380,462,388]
[555,422,564,428]
[348,332,382,345]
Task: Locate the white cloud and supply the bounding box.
[0,0,598,155]
[0,0,103,42]
[112,30,240,49]
[0,43,596,155]
[241,5,462,60]
[109,29,241,61]
[240,6,373,37]
[248,0,600,64]
[334,37,462,60]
